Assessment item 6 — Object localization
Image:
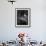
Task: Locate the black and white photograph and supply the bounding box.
[15,8,31,27]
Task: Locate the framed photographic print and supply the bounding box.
[15,8,31,28]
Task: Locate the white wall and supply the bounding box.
[0,0,46,42]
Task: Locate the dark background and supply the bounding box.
[17,10,28,25]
